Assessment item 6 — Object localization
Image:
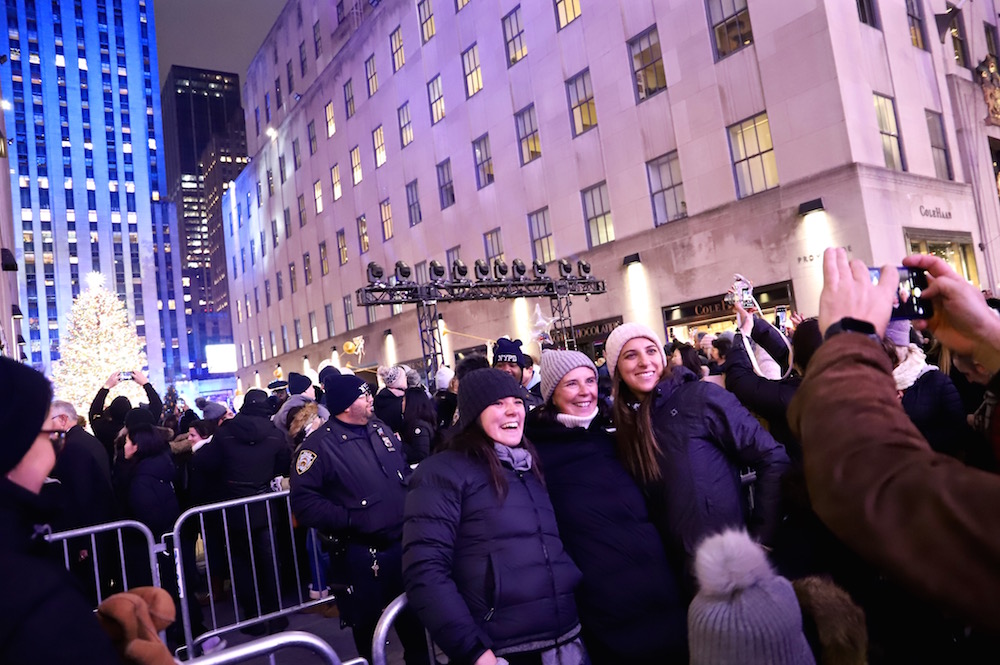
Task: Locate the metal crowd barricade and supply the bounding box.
[45,519,162,606]
[172,490,337,660]
[371,593,439,665]
[185,631,367,665]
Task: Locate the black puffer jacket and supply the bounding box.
[198,409,291,499]
[526,410,688,664]
[900,368,970,459]
[114,451,180,538]
[373,387,404,434]
[645,367,790,574]
[403,448,581,665]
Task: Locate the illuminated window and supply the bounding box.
[331,164,342,200]
[314,180,324,213]
[398,103,413,147]
[418,0,435,43]
[628,27,666,102]
[325,101,336,137]
[428,75,445,124]
[528,208,555,263]
[567,70,596,136]
[515,105,541,165]
[350,146,363,184]
[502,6,527,66]
[728,112,780,196]
[709,0,753,59]
[344,79,355,118]
[391,27,405,72]
[484,228,504,263]
[582,182,614,247]
[462,44,482,97]
[473,134,494,189]
[372,125,386,167]
[947,4,968,67]
[906,0,925,49]
[357,215,369,253]
[873,96,904,172]
[337,229,348,265]
[555,0,580,29]
[320,241,330,275]
[437,159,455,209]
[365,54,378,97]
[380,199,394,240]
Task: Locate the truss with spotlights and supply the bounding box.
[357,258,606,383]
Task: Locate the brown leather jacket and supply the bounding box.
[789,333,1000,633]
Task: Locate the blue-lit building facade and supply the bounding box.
[1,0,186,386]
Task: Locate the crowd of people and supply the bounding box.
[3,249,1000,663]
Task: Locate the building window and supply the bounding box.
[446,246,461,269]
[437,159,455,209]
[906,0,925,48]
[924,110,952,181]
[857,0,878,27]
[344,79,355,118]
[357,215,370,253]
[428,75,445,124]
[365,54,379,97]
[582,182,615,248]
[337,229,348,264]
[255,107,261,135]
[260,336,268,361]
[372,126,387,167]
[309,312,319,344]
[293,139,302,170]
[391,26,405,72]
[948,5,968,67]
[351,146,363,184]
[344,295,355,330]
[401,180,421,226]
[308,121,318,154]
[709,0,753,59]
[289,262,298,293]
[728,112,779,197]
[271,331,278,357]
[418,0,435,43]
[304,253,313,284]
[326,303,336,338]
[473,134,494,189]
[567,70,597,136]
[265,92,271,121]
[298,193,308,226]
[629,27,666,102]
[988,22,999,59]
[267,169,274,195]
[555,0,581,29]
[528,208,554,263]
[320,241,330,275]
[647,152,686,225]
[503,6,527,66]
[279,154,287,183]
[299,42,308,76]
[271,218,279,248]
[380,199,394,240]
[281,325,289,353]
[314,180,324,213]
[284,208,293,238]
[325,101,336,137]
[515,105,541,165]
[276,77,283,107]
[462,44,483,98]
[331,164,343,200]
[874,95,904,171]
[398,103,414,148]
[314,20,323,57]
[294,319,303,349]
[265,279,272,306]
[484,228,504,263]
[277,272,284,300]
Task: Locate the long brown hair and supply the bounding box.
[441,422,543,501]
[611,366,669,484]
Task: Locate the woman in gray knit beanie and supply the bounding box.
[524,349,688,663]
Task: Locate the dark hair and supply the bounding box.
[188,418,217,440]
[792,318,823,375]
[403,387,437,431]
[611,365,669,484]
[673,343,704,376]
[712,337,732,360]
[127,424,168,460]
[456,354,490,380]
[441,422,542,501]
[880,337,900,368]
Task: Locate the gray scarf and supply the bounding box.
[493,442,533,471]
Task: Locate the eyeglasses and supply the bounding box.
[40,429,68,456]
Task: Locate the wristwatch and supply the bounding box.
[824,317,881,343]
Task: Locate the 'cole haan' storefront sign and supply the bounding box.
[918,205,952,220]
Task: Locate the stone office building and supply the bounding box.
[224,0,998,387]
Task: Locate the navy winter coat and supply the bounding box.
[198,410,291,500]
[115,450,180,538]
[901,368,970,459]
[403,448,581,665]
[526,410,688,664]
[645,367,790,573]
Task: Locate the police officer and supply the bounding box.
[289,372,430,665]
[492,338,543,409]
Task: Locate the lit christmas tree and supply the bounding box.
[51,272,149,415]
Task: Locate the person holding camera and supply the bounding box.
[788,248,1000,633]
[88,370,162,462]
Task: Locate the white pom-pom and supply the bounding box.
[693,529,772,597]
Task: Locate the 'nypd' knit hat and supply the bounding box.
[493,338,527,368]
[324,373,370,415]
[688,530,816,665]
[0,357,53,475]
[540,350,597,403]
[604,322,667,379]
[457,368,524,431]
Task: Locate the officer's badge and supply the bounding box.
[295,449,317,475]
[374,425,397,452]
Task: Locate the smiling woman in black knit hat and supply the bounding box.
[402,368,585,665]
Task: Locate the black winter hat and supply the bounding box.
[0,357,53,475]
[318,365,339,385]
[287,372,311,395]
[107,395,132,422]
[240,389,273,417]
[493,338,527,368]
[457,368,524,431]
[324,374,370,415]
[124,407,156,432]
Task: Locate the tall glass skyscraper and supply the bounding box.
[0,0,186,387]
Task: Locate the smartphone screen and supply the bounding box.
[868,267,933,320]
[775,306,788,329]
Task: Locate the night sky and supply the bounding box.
[154,0,286,88]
